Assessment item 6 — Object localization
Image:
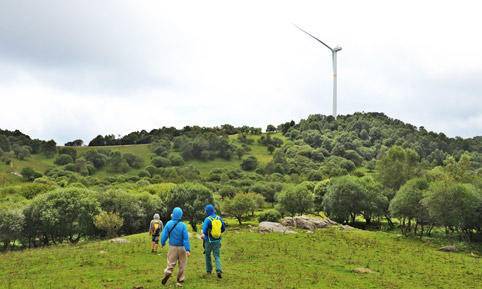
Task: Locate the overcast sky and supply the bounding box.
[0,0,481,144]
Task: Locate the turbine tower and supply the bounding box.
[295,25,341,118]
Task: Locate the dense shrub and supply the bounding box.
[241,156,258,171]
[24,188,100,245]
[152,157,171,168]
[54,154,74,165]
[223,193,257,224]
[166,183,214,231]
[123,153,143,169]
[94,211,124,237]
[258,209,282,222]
[21,167,42,182]
[277,184,314,216]
[0,209,25,249]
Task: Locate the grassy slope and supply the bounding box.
[1,227,480,289]
[0,134,279,183]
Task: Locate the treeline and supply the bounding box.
[87,125,262,146]
[0,129,57,161]
[0,183,219,249]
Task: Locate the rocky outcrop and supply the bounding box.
[439,245,457,252]
[259,221,295,234]
[109,238,129,244]
[280,216,337,230]
[353,267,374,274]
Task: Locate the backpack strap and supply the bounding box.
[168,221,180,239]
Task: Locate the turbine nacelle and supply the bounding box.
[333,46,342,52]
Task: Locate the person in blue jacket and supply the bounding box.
[201,204,226,278]
[160,207,190,287]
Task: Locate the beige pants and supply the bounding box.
[164,245,187,282]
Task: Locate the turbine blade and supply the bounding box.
[294,24,333,51]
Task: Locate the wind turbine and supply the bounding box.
[295,25,341,118]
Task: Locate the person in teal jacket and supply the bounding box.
[201,204,226,278]
[160,207,190,287]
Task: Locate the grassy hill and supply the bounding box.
[0,133,280,185]
[0,225,480,289]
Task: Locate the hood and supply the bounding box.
[205,204,215,216]
[171,207,183,220]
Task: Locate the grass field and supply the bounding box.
[1,226,480,289]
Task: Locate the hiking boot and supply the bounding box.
[161,274,171,285]
[176,281,184,287]
[217,272,222,279]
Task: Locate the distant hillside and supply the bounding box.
[0,112,480,186]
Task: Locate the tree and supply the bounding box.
[152,156,171,168]
[64,139,83,146]
[376,146,419,192]
[277,185,314,216]
[249,182,282,204]
[84,150,107,169]
[322,176,366,224]
[241,155,258,171]
[0,135,10,152]
[266,124,277,132]
[313,179,330,211]
[94,211,124,238]
[13,144,30,160]
[42,140,57,158]
[168,154,185,166]
[21,167,42,181]
[166,183,214,231]
[0,209,24,249]
[359,176,388,225]
[58,147,77,160]
[223,193,257,224]
[25,188,100,245]
[423,181,481,238]
[54,154,74,165]
[88,135,106,146]
[107,152,130,173]
[390,178,431,235]
[123,153,143,168]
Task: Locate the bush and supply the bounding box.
[152,157,171,168]
[21,167,42,182]
[223,193,257,224]
[123,153,143,169]
[24,188,100,245]
[18,183,55,199]
[54,154,74,165]
[168,154,185,166]
[423,181,481,236]
[58,147,77,160]
[390,178,431,234]
[241,155,258,171]
[277,185,314,216]
[218,185,238,199]
[0,209,25,249]
[94,211,124,237]
[258,209,281,223]
[166,183,214,231]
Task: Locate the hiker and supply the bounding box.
[149,213,163,253]
[160,207,191,287]
[201,204,226,278]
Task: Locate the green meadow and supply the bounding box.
[1,225,480,289]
